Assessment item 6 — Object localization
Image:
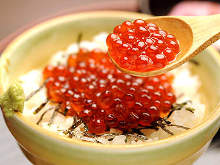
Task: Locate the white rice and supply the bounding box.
[19,33,205,144]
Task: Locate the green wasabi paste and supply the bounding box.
[0,82,25,117]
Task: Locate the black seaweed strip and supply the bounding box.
[77,33,83,49]
[48,106,60,125]
[108,138,114,141]
[33,99,49,114]
[166,102,189,119]
[131,128,145,135]
[185,107,195,113]
[63,107,69,116]
[25,79,49,101]
[36,107,54,125]
[159,125,174,135]
[71,119,83,129]
[189,59,200,66]
[167,124,190,130]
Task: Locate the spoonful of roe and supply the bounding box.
[106,19,180,74]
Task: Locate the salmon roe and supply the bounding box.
[43,48,176,134]
[106,19,180,72]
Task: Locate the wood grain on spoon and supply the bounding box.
[109,14,220,77]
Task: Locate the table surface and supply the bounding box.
[0,110,219,165]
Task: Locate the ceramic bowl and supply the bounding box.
[0,11,220,165]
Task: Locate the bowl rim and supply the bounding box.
[1,10,220,151]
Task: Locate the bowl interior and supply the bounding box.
[0,11,220,145]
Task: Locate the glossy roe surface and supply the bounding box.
[106,19,180,72]
[43,49,176,134]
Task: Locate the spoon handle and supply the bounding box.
[177,14,220,58]
[183,14,220,46]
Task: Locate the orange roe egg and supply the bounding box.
[106,19,180,72]
[43,49,176,134]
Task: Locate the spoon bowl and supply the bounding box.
[110,15,220,77]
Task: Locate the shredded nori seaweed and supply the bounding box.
[77,32,83,49]
[33,99,49,114]
[25,79,48,101]
[189,59,200,66]
[36,107,55,125]
[48,106,60,125]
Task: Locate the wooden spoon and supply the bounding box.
[109,14,220,77]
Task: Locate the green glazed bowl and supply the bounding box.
[0,11,220,165]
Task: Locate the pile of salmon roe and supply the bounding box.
[106,19,180,72]
[43,48,176,134]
